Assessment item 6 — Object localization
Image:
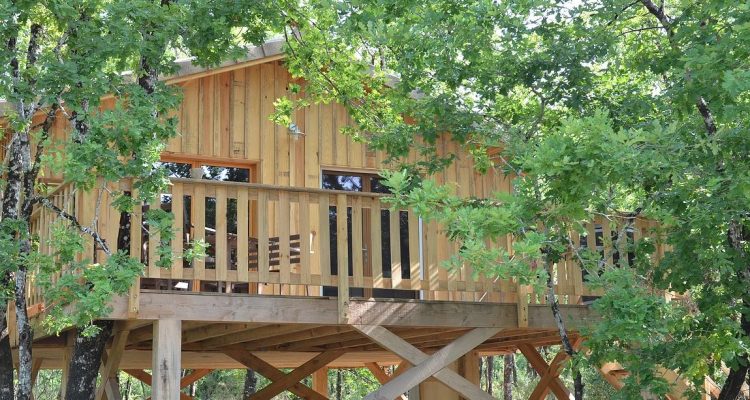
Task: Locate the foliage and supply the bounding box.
[275,0,750,397]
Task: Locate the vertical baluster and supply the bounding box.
[128,188,142,317]
[425,220,439,299]
[389,209,402,290]
[279,191,291,289]
[336,194,349,323]
[237,187,249,283]
[351,197,363,288]
[408,211,420,291]
[318,194,330,286]
[571,231,583,303]
[257,190,269,285]
[370,196,382,289]
[216,186,228,286]
[193,184,206,284]
[171,182,184,279]
[299,193,311,288]
[148,197,159,279]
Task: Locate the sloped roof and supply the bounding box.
[0,38,286,117]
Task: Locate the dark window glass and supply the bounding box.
[202,166,250,183]
[156,162,192,178]
[322,173,362,191]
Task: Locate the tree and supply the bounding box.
[275,0,750,398]
[0,1,286,398]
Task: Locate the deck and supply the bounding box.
[16,178,657,399]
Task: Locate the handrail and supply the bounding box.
[168,177,392,199]
[26,178,664,314]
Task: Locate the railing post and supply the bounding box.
[336,194,349,324]
[517,281,529,328]
[128,188,141,318]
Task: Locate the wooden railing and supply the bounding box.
[27,178,666,318]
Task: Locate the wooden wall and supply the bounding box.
[163,59,510,197]
[161,58,513,301]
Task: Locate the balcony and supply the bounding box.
[26,178,626,317]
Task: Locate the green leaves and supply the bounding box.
[283,0,750,394]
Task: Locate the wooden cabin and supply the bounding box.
[9,39,665,399]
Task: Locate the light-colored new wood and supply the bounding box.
[221,346,328,400]
[336,194,349,323]
[370,197,383,289]
[365,363,408,400]
[237,187,249,282]
[96,324,131,400]
[518,343,570,399]
[389,210,402,289]
[250,350,343,400]
[152,319,182,400]
[353,325,496,400]
[312,368,329,396]
[193,184,206,280]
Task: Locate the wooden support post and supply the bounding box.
[152,319,182,400]
[353,325,498,400]
[221,345,329,400]
[459,352,480,400]
[312,368,329,397]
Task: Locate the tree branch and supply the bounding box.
[638,0,672,36]
[34,196,112,256]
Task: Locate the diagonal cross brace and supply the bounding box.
[221,345,332,400]
[353,325,499,400]
[519,341,579,400]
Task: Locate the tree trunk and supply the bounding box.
[336,369,342,399]
[243,369,258,398]
[719,312,750,400]
[486,355,494,395]
[546,259,583,400]
[64,320,113,400]
[0,307,13,400]
[503,354,513,400]
[719,364,748,400]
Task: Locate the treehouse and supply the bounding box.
[7,39,683,399]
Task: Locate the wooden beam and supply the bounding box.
[364,363,407,400]
[182,323,262,344]
[108,293,597,329]
[123,370,196,400]
[196,324,312,349]
[221,346,328,400]
[526,349,569,400]
[124,369,153,385]
[518,343,570,400]
[103,380,121,400]
[96,323,131,400]
[353,325,496,400]
[180,369,212,388]
[312,368,329,396]
[249,350,343,400]
[31,358,42,386]
[152,319,182,400]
